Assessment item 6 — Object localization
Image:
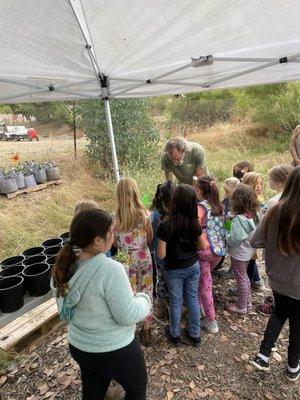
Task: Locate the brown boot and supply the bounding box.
[154,301,167,320]
[104,380,125,400]
[139,327,152,347]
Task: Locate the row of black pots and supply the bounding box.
[0,263,51,313]
[0,231,69,313]
[0,232,70,269]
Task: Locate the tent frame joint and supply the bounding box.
[279,56,288,63]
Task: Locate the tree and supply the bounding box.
[76,98,159,175]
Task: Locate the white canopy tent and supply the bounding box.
[1,0,300,180]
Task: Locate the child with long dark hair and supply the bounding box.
[157,184,205,347]
[194,176,226,334]
[250,166,300,382]
[51,209,151,400]
[226,184,258,314]
[150,180,175,322]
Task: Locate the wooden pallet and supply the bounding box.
[0,298,58,352]
[1,179,62,199]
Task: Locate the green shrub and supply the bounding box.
[76,98,159,177]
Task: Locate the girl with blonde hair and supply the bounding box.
[115,177,153,346]
[243,172,265,291]
[267,164,294,208]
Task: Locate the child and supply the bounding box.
[226,184,258,314]
[267,164,294,209]
[233,161,254,181]
[114,177,153,346]
[290,125,300,166]
[52,209,151,399]
[157,184,205,347]
[242,172,266,290]
[256,164,293,316]
[150,180,175,322]
[194,176,226,333]
[74,199,99,215]
[250,166,300,382]
[222,177,240,216]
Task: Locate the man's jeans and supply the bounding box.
[165,262,200,338]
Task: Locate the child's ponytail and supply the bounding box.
[196,175,223,216]
[52,243,76,297]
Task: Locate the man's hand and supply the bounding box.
[194,167,205,178]
[164,169,173,181]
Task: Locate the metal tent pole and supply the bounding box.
[104,99,120,182]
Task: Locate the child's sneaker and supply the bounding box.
[250,355,270,371]
[256,302,273,316]
[165,325,181,347]
[226,302,247,315]
[285,366,300,382]
[184,328,201,348]
[252,280,265,291]
[201,318,219,333]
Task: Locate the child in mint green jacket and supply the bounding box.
[51,209,151,400]
[225,184,258,315]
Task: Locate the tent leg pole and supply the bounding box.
[104,99,120,182]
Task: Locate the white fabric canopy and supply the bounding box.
[0,0,299,103]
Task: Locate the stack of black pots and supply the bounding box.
[0,232,70,313]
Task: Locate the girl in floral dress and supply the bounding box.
[114,177,153,346]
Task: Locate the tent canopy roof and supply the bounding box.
[0,0,299,103]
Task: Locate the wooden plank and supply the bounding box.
[0,298,56,337]
[4,179,62,199]
[0,299,58,351]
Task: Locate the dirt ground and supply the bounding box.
[1,262,299,400]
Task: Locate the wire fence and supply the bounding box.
[0,97,235,170]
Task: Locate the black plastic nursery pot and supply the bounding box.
[0,264,24,279]
[23,255,47,268]
[43,246,61,258]
[42,238,62,248]
[23,246,44,258]
[0,255,25,269]
[0,276,24,313]
[60,232,70,244]
[23,263,51,297]
[47,256,57,268]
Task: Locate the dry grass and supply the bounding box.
[0,120,292,260]
[0,155,115,260]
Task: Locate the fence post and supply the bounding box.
[72,102,77,158]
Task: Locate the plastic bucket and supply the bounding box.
[24,174,37,188]
[0,265,24,279]
[23,263,50,297]
[0,276,24,313]
[47,256,57,268]
[1,255,25,269]
[0,178,18,194]
[42,238,62,248]
[43,246,61,258]
[60,232,70,244]
[23,246,44,258]
[33,168,47,184]
[46,166,61,181]
[23,255,47,268]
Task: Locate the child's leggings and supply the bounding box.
[155,257,168,303]
[129,261,153,323]
[198,249,222,323]
[231,257,251,310]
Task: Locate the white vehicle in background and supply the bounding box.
[0,123,39,141]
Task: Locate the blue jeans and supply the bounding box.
[165,262,200,338]
[247,259,261,283]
